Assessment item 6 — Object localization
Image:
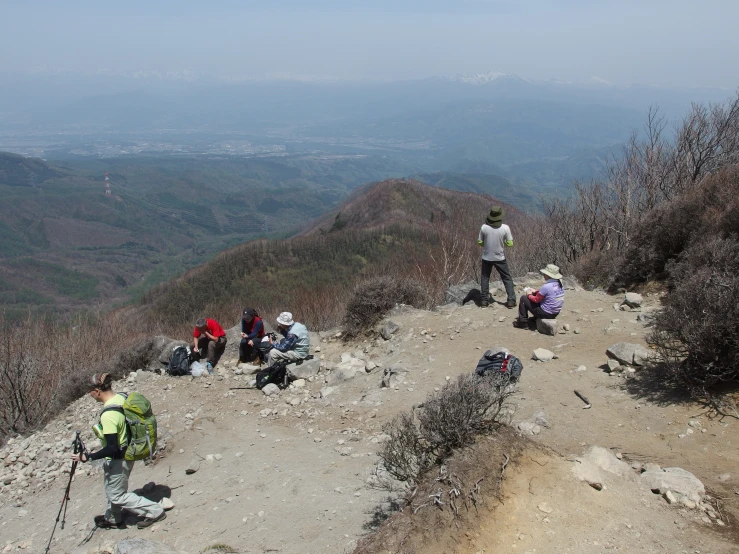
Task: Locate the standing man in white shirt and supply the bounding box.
[477,206,515,308]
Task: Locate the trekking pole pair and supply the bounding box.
[45,431,86,554]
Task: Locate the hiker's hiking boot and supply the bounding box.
[480,300,489,308]
[512,318,528,329]
[94,515,123,530]
[505,300,517,309]
[137,511,167,529]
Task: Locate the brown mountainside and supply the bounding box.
[300,178,524,236]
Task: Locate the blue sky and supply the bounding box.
[2,0,738,87]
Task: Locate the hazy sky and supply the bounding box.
[2,0,738,88]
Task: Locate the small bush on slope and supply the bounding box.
[342,276,429,338]
[378,372,515,487]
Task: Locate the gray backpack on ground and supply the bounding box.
[475,350,524,382]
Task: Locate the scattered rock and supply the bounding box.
[537,502,553,514]
[532,348,554,362]
[381,366,409,388]
[606,359,621,373]
[640,467,705,502]
[637,312,654,323]
[623,292,644,308]
[579,446,635,480]
[116,538,179,554]
[320,386,335,398]
[326,360,364,386]
[663,490,678,504]
[606,343,653,366]
[262,383,280,396]
[160,497,175,510]
[380,321,400,340]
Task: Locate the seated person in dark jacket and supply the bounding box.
[239,307,266,363]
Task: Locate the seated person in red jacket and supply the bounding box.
[239,307,266,364]
[192,317,227,368]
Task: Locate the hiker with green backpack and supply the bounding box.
[71,373,167,530]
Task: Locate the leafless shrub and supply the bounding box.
[418,373,514,458]
[376,372,515,488]
[0,310,145,442]
[647,237,739,409]
[535,93,739,288]
[377,413,428,485]
[343,276,429,338]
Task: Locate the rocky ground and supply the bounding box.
[1,281,737,553]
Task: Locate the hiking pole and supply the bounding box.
[45,431,85,554]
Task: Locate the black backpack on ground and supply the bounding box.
[256,361,289,390]
[475,350,524,382]
[167,346,191,376]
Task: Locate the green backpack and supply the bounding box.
[101,392,157,462]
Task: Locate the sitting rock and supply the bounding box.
[536,318,558,336]
[287,358,320,379]
[606,342,653,366]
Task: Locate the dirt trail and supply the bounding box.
[1,288,737,553]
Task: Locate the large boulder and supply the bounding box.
[606,343,653,366]
[116,538,180,554]
[157,338,188,364]
[640,467,705,502]
[287,358,320,379]
[444,282,479,305]
[536,318,558,336]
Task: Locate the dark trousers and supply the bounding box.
[195,336,227,365]
[481,259,516,303]
[518,295,558,322]
[239,338,264,363]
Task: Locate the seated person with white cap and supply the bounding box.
[267,312,310,365]
[513,264,565,328]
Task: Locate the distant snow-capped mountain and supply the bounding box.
[445,72,534,85]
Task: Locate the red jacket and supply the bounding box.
[193,319,226,339]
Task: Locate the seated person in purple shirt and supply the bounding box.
[513,264,565,328]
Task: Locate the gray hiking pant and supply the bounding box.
[481,259,516,303]
[103,459,164,523]
[196,336,227,365]
[267,349,303,366]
